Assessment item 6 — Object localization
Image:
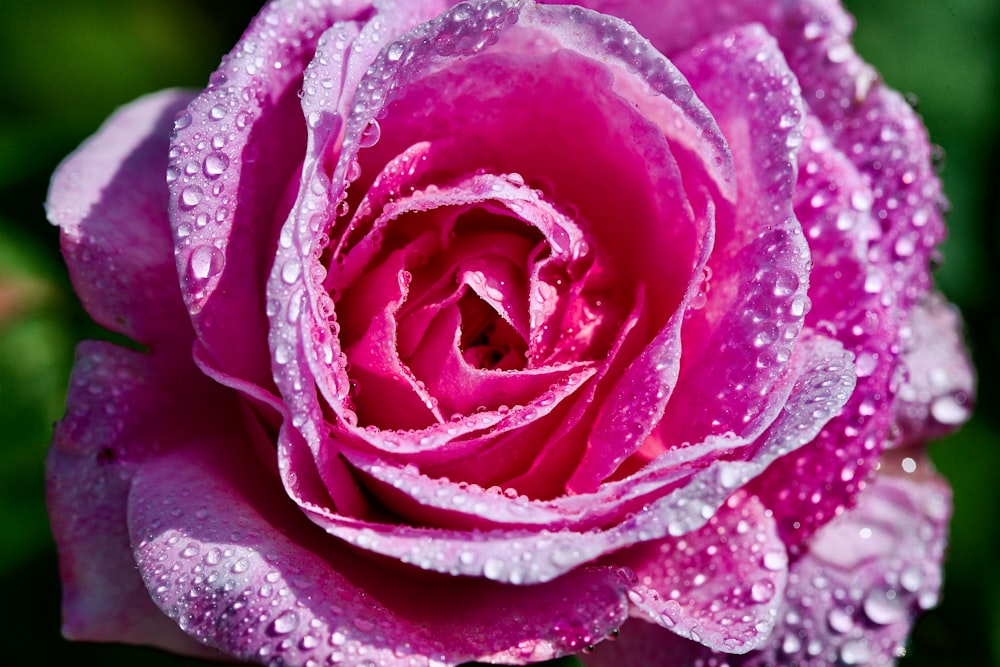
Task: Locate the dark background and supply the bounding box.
[0,1,995,665]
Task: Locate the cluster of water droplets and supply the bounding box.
[740,461,949,667]
[132,483,468,667]
[168,1,351,318]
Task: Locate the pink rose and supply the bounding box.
[46,1,974,665]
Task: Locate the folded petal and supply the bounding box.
[288,335,853,585]
[127,437,630,665]
[894,292,975,445]
[172,0,370,391]
[584,453,951,666]
[616,492,787,654]
[45,341,229,658]
[748,115,897,549]
[46,90,196,352]
[658,25,811,447]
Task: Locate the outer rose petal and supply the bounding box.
[560,0,946,311]
[657,24,812,449]
[43,87,219,655]
[614,492,788,654]
[45,341,227,660]
[583,454,951,666]
[46,89,196,352]
[127,439,630,666]
[895,292,975,445]
[170,0,372,391]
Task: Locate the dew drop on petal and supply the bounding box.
[863,588,906,625]
[180,186,203,209]
[189,245,225,280]
[359,120,381,148]
[203,152,230,178]
[269,610,299,635]
[839,639,872,665]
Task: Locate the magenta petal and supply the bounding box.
[296,336,852,584]
[584,458,950,667]
[749,116,896,548]
[738,454,951,666]
[171,0,363,391]
[127,439,630,665]
[46,90,196,351]
[45,341,227,658]
[659,25,811,446]
[617,492,787,654]
[895,292,975,445]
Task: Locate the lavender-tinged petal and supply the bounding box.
[127,439,629,665]
[46,90,195,351]
[894,292,975,445]
[46,341,230,658]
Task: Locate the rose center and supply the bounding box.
[457,291,527,371]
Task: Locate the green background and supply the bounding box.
[0,1,995,665]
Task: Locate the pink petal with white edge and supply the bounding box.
[127,439,630,665]
[171,0,371,391]
[266,0,467,497]
[657,25,812,448]
[895,292,975,445]
[46,90,196,351]
[583,454,951,666]
[748,116,896,549]
[46,341,229,659]
[289,335,853,585]
[615,492,787,654]
[557,0,945,314]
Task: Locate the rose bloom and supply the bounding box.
[45,1,974,666]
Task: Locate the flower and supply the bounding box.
[45,0,974,665]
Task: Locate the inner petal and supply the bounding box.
[332,172,619,429]
[457,290,527,371]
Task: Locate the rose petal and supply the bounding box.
[46,90,196,351]
[289,335,853,584]
[267,4,521,499]
[127,438,630,665]
[171,0,368,391]
[894,292,975,445]
[657,25,811,448]
[583,454,950,666]
[748,116,897,548]
[573,0,947,310]
[615,492,787,654]
[735,452,951,666]
[45,341,227,659]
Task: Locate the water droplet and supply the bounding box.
[839,639,872,665]
[827,608,854,633]
[190,245,225,280]
[274,343,291,365]
[346,159,362,182]
[210,104,227,121]
[281,260,302,284]
[174,112,193,131]
[386,42,405,61]
[204,152,230,178]
[269,610,299,635]
[180,186,204,209]
[781,633,802,654]
[359,120,381,148]
[751,580,775,603]
[900,566,923,592]
[483,557,505,580]
[763,550,787,571]
[930,393,970,424]
[864,588,905,625]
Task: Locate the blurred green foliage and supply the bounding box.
[0,1,995,666]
